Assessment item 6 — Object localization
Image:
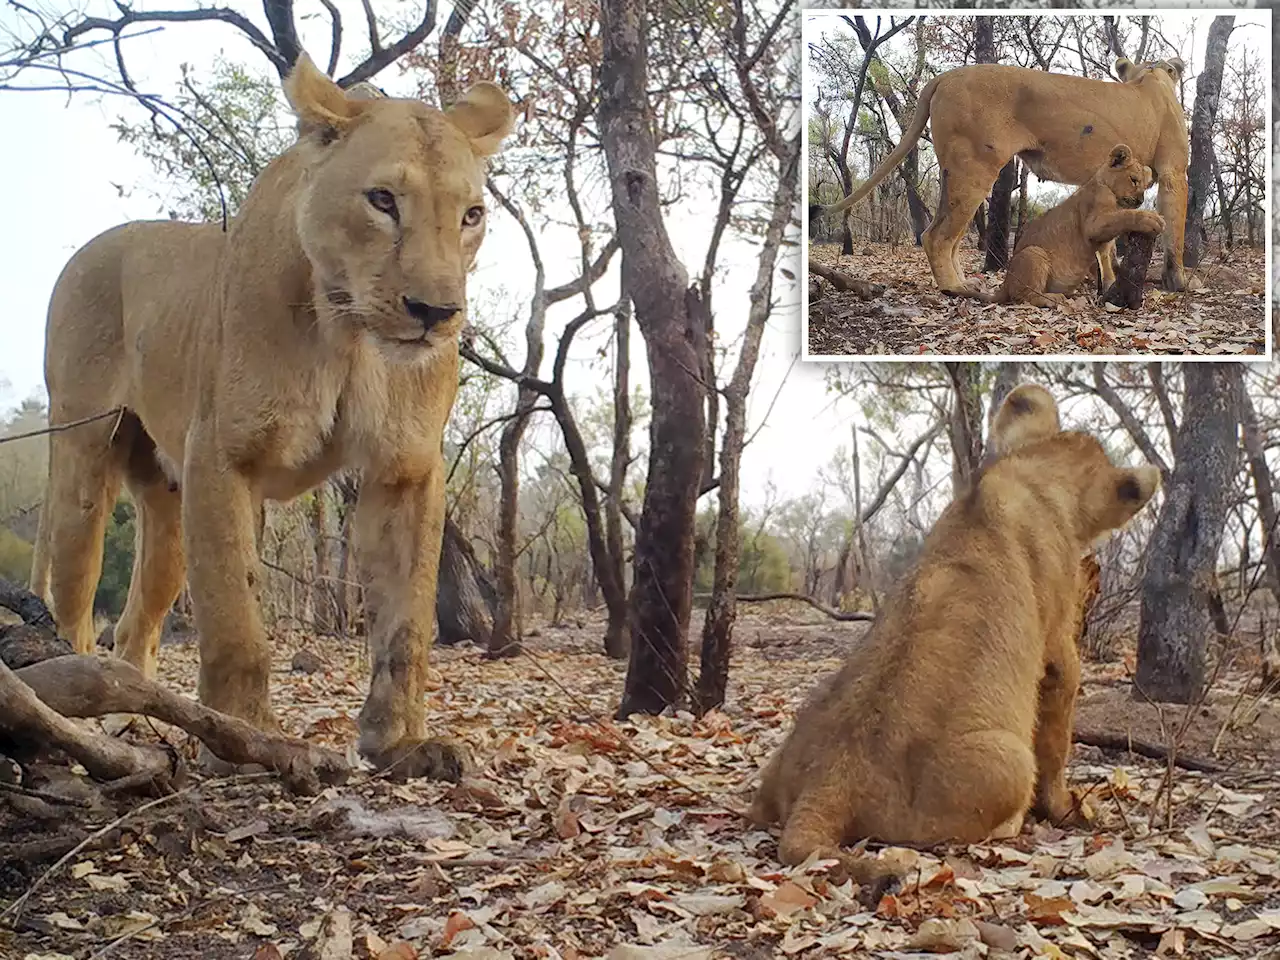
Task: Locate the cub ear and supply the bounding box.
[988,384,1061,460]
[1116,466,1161,508]
[446,82,515,157]
[284,53,369,140]
[1161,57,1185,80]
[1109,144,1133,167]
[1115,57,1135,81]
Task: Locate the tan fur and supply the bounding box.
[30,55,514,780]
[750,386,1160,882]
[974,145,1163,307]
[813,58,1189,295]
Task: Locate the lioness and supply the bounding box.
[810,58,1189,295]
[30,54,514,780]
[750,385,1160,884]
[977,144,1164,307]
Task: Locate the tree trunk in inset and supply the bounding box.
[1184,15,1234,268]
[1103,231,1157,309]
[984,160,1017,272]
[599,0,707,716]
[697,140,797,714]
[1136,364,1242,703]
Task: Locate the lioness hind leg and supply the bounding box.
[925,150,1007,294]
[911,730,1036,844]
[44,422,125,654]
[113,431,186,680]
[777,795,898,901]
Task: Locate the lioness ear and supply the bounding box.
[1109,144,1133,167]
[1114,57,1134,81]
[284,53,367,139]
[446,82,515,157]
[1162,57,1185,80]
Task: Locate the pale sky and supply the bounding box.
[0,3,1272,511]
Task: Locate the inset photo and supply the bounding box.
[802,10,1272,360]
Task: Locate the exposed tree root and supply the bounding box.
[16,656,349,795]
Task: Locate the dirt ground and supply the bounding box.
[2,611,1278,959]
[806,241,1268,357]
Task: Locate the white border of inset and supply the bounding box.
[800,7,1273,363]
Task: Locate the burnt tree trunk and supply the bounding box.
[1136,364,1242,703]
[1184,15,1234,268]
[599,0,708,716]
[1014,162,1030,247]
[984,161,1017,271]
[1102,231,1158,309]
[697,138,798,713]
[436,516,497,647]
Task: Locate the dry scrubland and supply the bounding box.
[2,610,1277,960]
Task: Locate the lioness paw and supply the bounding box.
[1141,212,1166,233]
[370,737,468,783]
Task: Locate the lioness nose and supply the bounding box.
[403,297,461,330]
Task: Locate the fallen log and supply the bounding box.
[808,260,886,300]
[16,656,349,795]
[0,576,350,796]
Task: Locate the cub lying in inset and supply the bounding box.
[750,385,1160,885]
[977,144,1164,307]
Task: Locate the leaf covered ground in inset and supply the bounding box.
[807,242,1268,357]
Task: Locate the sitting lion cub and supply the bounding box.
[750,384,1160,887]
[980,144,1164,307]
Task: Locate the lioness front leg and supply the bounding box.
[183,421,277,731]
[354,460,462,781]
[1030,645,1082,825]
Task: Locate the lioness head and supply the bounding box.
[1097,144,1155,209]
[283,54,514,357]
[1115,56,1184,88]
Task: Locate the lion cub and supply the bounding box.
[981,144,1164,307]
[750,385,1160,886]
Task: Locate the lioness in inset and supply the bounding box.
[976,144,1163,307]
[30,54,513,780]
[750,385,1160,883]
[810,58,1189,295]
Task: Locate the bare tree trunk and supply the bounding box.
[599,0,707,716]
[604,301,634,659]
[696,139,797,713]
[1184,15,1234,268]
[1136,364,1242,703]
[1239,389,1280,679]
[1014,162,1030,248]
[307,490,333,633]
[945,363,984,496]
[437,516,497,647]
[1102,231,1158,309]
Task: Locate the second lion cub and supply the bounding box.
[750,385,1160,883]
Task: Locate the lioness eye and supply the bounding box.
[462,205,485,227]
[366,188,399,221]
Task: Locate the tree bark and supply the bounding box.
[696,138,798,713]
[599,0,708,717]
[604,301,634,659]
[945,363,984,496]
[1184,15,1235,268]
[984,161,1017,271]
[1239,389,1280,679]
[1136,364,1243,703]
